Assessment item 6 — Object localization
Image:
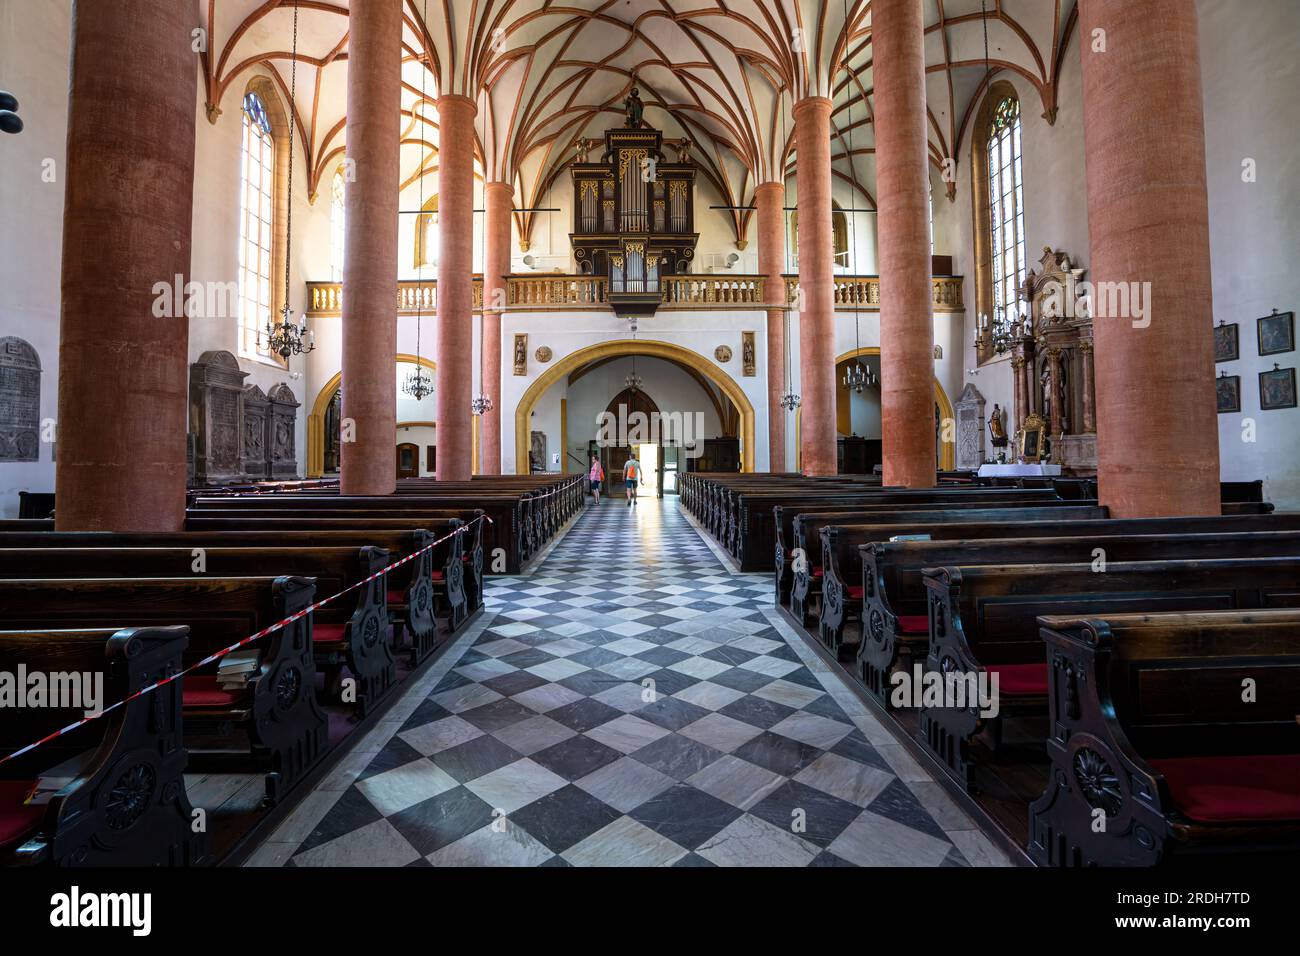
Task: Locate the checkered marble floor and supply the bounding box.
[253,497,1003,867]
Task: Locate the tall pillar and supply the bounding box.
[480,182,512,474]
[874,0,936,487]
[1079,0,1219,517]
[793,97,836,476]
[55,0,196,531]
[340,0,401,495]
[434,94,477,480]
[755,181,787,472]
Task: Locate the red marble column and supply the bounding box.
[56,0,196,531]
[480,181,512,474]
[1079,0,1219,517]
[435,95,477,480]
[794,97,836,476]
[755,181,787,472]
[874,0,936,487]
[340,0,401,495]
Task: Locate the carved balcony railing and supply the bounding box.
[659,275,765,308]
[305,273,963,316]
[508,275,608,309]
[782,274,965,313]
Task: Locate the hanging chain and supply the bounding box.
[282,0,299,316]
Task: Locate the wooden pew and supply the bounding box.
[0,523,483,628]
[787,503,1106,625]
[1028,609,1300,866]
[852,527,1300,707]
[918,556,1300,790]
[0,576,327,804]
[0,546,400,719]
[0,625,207,867]
[775,494,1093,606]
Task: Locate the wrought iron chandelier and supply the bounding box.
[625,351,644,393]
[261,0,315,361]
[404,4,433,404]
[842,312,877,393]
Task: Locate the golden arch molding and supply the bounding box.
[306,354,438,478]
[833,347,956,472]
[514,340,756,474]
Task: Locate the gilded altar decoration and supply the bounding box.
[714,345,733,363]
[534,346,553,363]
[741,332,756,376]
[513,333,528,376]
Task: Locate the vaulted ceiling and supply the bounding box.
[199,0,1078,244]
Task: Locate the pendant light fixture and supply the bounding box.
[262,0,316,361]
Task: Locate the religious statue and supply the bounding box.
[624,86,644,128]
[675,139,692,163]
[574,138,591,164]
[988,403,1008,447]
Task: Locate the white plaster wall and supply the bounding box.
[1201,0,1300,509]
[0,0,69,515]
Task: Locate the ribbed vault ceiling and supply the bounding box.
[200,0,1078,244]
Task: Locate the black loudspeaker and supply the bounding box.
[0,90,22,134]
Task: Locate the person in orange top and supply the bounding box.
[588,455,605,504]
[623,454,642,507]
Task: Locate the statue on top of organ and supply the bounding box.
[569,86,698,317]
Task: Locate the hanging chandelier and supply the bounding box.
[625,352,643,393]
[471,390,493,416]
[260,0,314,361]
[403,365,434,401]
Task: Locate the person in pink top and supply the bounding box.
[588,456,605,504]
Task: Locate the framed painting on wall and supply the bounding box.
[1257,310,1295,357]
[1216,373,1241,414]
[1214,321,1239,362]
[1259,365,1297,411]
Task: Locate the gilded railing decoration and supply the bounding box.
[305,273,964,316]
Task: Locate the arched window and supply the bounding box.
[330,167,346,281]
[972,83,1026,362]
[414,194,439,269]
[789,203,852,270]
[239,91,275,359]
[987,96,1025,327]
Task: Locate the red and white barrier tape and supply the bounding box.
[0,514,492,769]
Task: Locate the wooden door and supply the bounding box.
[396,442,420,479]
[606,445,631,497]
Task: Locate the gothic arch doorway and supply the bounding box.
[515,339,755,473]
[306,354,438,477]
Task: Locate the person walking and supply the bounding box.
[588,455,605,504]
[623,453,642,507]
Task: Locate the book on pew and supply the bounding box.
[216,649,261,689]
[889,534,932,542]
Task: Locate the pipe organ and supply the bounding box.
[571,111,697,315]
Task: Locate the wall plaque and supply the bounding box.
[954,383,986,470]
[242,384,269,479]
[0,337,40,462]
[513,334,528,376]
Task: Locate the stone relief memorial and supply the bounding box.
[189,349,248,484]
[0,337,40,462]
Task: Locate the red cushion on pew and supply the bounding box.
[812,567,823,577]
[430,570,445,581]
[462,555,473,563]
[183,675,245,708]
[313,623,348,644]
[386,589,407,605]
[985,662,1048,696]
[1150,754,1300,824]
[896,615,929,634]
[846,585,864,600]
[0,780,43,851]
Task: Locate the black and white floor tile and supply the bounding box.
[247,497,1009,867]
